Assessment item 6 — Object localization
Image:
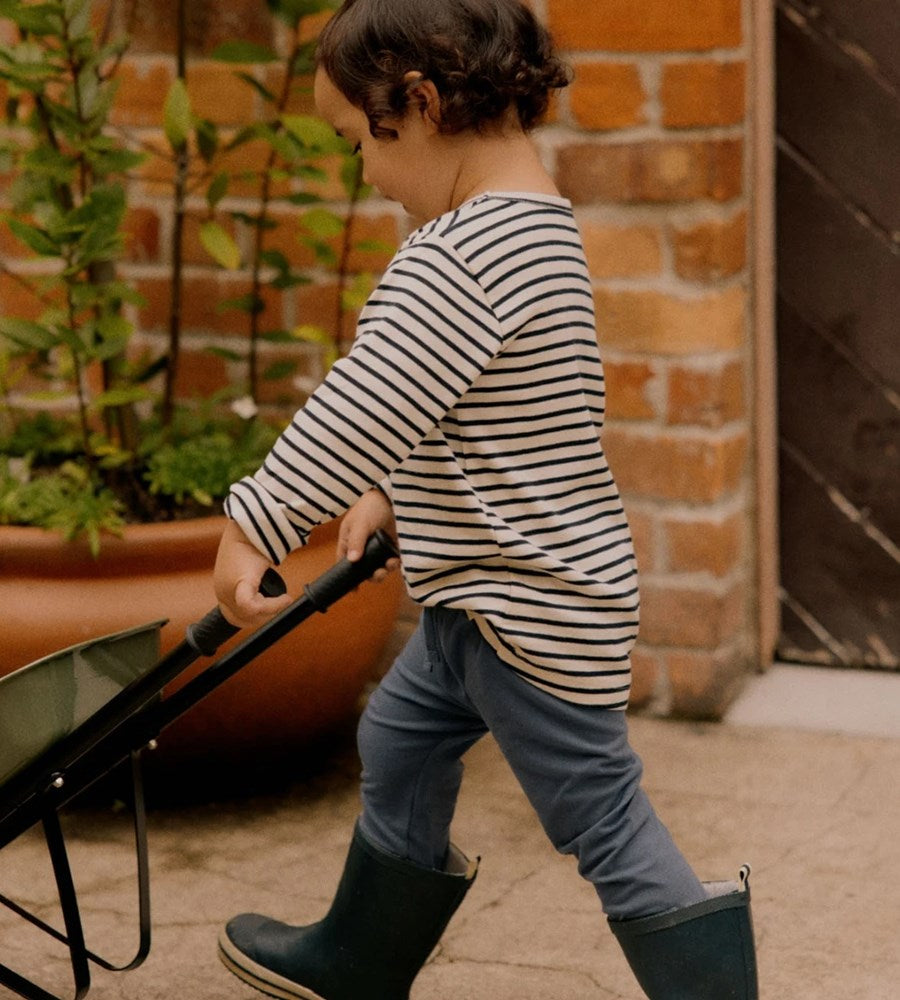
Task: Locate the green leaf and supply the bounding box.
[271,271,310,290]
[263,360,298,381]
[0,1,60,35]
[292,324,334,347]
[91,386,152,409]
[218,293,265,315]
[200,221,241,270]
[89,147,146,175]
[6,217,58,256]
[283,191,322,206]
[281,114,346,153]
[212,41,279,63]
[195,118,219,163]
[295,164,328,183]
[259,249,290,273]
[355,239,395,254]
[164,79,192,150]
[300,207,344,239]
[304,237,338,266]
[206,171,230,210]
[340,154,368,199]
[292,326,341,369]
[0,317,57,351]
[224,123,267,151]
[204,345,244,362]
[342,273,375,311]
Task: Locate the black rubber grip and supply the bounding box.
[304,530,397,612]
[186,567,288,657]
[184,533,396,657]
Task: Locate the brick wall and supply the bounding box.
[2,0,760,718]
[537,0,756,716]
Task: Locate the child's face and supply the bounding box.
[314,69,453,225]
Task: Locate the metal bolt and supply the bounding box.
[146,739,159,751]
[51,775,64,789]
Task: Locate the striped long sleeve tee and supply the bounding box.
[225,193,639,707]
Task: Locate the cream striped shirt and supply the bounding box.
[226,193,638,707]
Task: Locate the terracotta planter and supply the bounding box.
[0,517,403,773]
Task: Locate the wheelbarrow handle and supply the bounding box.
[185,529,397,657]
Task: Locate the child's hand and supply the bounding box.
[338,488,400,582]
[214,519,293,629]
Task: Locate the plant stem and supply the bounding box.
[163,0,189,427]
[247,34,304,402]
[65,275,95,471]
[335,158,364,353]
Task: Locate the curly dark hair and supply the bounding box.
[316,0,571,139]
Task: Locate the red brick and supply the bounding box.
[547,0,743,52]
[569,63,646,131]
[136,134,176,196]
[671,211,747,282]
[625,505,656,573]
[640,582,745,648]
[187,62,256,126]
[580,222,662,278]
[594,286,746,355]
[299,8,335,45]
[264,69,317,116]
[111,61,172,128]
[603,359,658,421]
[628,645,660,709]
[344,213,400,272]
[294,281,345,341]
[135,274,290,336]
[667,360,745,427]
[172,348,229,399]
[603,428,747,502]
[119,0,274,57]
[663,511,744,577]
[137,133,290,201]
[264,214,319,270]
[665,646,749,719]
[0,272,46,321]
[123,207,162,263]
[661,61,746,128]
[557,139,743,205]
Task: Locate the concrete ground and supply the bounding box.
[1,665,898,1000]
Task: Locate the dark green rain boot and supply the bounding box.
[218,822,478,1000]
[609,865,758,999]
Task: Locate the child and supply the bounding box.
[213,2,758,998]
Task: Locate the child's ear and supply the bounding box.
[402,71,441,130]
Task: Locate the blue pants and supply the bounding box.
[357,606,706,920]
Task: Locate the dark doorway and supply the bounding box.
[775,0,900,668]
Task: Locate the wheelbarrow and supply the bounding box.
[0,531,396,1000]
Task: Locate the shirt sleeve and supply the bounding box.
[224,234,504,564]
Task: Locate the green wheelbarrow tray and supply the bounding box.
[0,531,396,1000]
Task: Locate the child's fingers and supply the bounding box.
[232,578,292,628]
[341,520,372,563]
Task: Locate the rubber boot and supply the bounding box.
[608,866,757,1000]
[218,823,478,1000]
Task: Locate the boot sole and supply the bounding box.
[218,929,326,1000]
